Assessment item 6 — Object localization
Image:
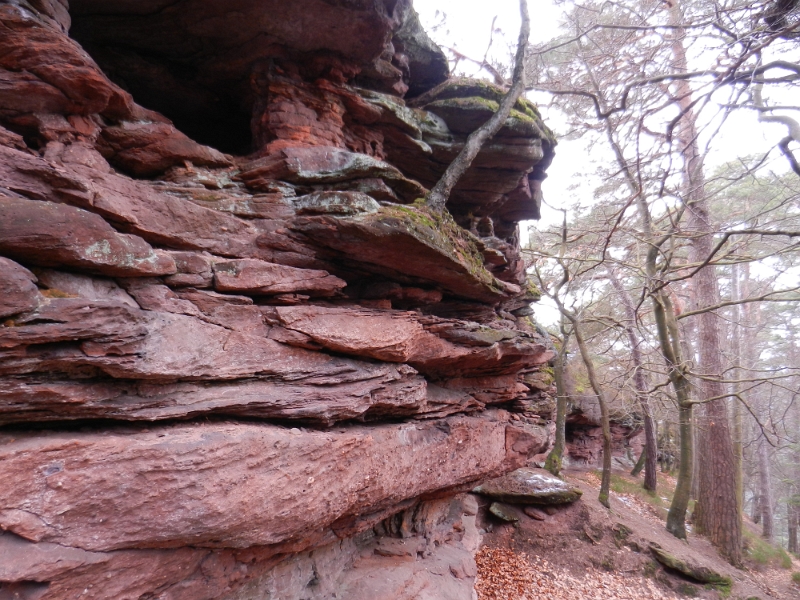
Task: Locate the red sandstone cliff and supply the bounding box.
[0,1,556,597]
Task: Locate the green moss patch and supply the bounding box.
[416,77,556,143]
[377,203,504,294]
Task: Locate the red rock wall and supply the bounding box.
[0,1,555,597]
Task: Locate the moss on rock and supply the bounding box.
[412,77,556,143]
[377,203,506,294]
[650,546,732,595]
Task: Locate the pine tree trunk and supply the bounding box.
[667,0,741,565]
[730,262,744,521]
[689,206,742,566]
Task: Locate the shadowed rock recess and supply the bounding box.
[0,1,556,597]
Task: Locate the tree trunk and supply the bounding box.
[659,423,672,473]
[570,316,612,508]
[631,169,694,536]
[656,291,694,539]
[608,269,658,491]
[678,292,702,504]
[788,343,800,553]
[670,397,694,538]
[757,438,774,541]
[744,292,773,542]
[631,447,646,477]
[684,143,742,565]
[667,0,741,565]
[752,493,761,524]
[545,319,569,476]
[612,14,696,536]
[790,388,800,554]
[730,261,744,519]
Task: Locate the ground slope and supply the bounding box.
[476,468,800,600]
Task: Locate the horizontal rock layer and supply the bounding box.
[0,1,556,598]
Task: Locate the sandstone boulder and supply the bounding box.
[650,545,732,592]
[473,468,583,506]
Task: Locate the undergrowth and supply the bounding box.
[608,471,680,513]
[743,529,793,569]
[609,473,665,508]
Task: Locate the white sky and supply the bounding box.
[415,0,795,326]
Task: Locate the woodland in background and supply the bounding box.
[437,0,800,566]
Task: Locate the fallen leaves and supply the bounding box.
[475,547,682,600]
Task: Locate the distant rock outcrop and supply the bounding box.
[0,1,556,597]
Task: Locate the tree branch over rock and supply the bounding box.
[426,0,530,212]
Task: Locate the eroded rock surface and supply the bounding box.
[0,0,556,597]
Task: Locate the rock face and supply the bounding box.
[564,403,645,468]
[0,1,555,598]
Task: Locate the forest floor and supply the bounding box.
[475,467,800,600]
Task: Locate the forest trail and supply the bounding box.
[475,468,800,599]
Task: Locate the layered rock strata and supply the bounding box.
[0,0,556,597]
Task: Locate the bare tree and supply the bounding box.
[531,213,615,508]
[608,268,659,492]
[544,314,572,476]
